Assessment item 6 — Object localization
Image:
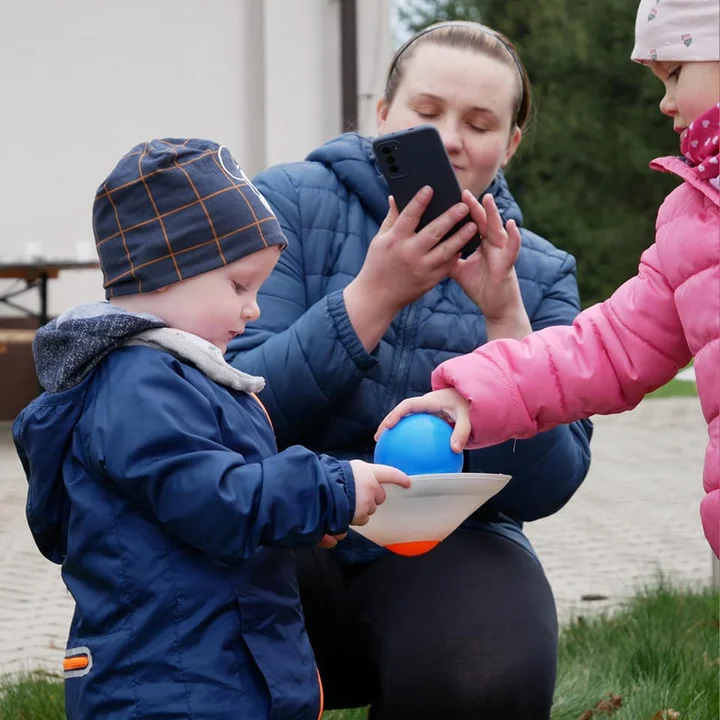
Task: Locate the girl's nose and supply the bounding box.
[659,90,677,118]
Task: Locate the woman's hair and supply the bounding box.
[384,21,532,130]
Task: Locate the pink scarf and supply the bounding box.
[680,103,720,190]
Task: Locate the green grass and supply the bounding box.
[325,709,367,720]
[647,362,697,400]
[3,584,717,720]
[0,671,64,720]
[647,377,698,399]
[550,582,719,720]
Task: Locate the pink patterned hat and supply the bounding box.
[631,0,720,63]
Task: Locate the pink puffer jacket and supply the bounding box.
[432,155,719,557]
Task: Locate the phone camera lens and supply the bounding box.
[382,147,391,154]
[390,165,399,173]
[386,155,395,164]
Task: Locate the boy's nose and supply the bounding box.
[242,300,260,321]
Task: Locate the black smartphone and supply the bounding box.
[372,125,481,258]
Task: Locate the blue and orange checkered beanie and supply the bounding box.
[93,138,287,298]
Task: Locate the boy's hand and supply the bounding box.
[375,389,472,453]
[317,533,347,548]
[348,460,411,526]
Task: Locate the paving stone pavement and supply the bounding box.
[0,397,714,676]
[524,396,713,619]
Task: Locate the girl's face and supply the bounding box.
[648,60,720,132]
[376,44,522,198]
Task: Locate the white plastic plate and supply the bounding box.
[352,472,511,551]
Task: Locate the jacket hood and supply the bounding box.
[13,302,165,563]
[33,302,165,393]
[305,132,524,227]
[14,390,81,563]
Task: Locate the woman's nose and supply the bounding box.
[437,121,463,154]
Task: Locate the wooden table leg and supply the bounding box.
[38,272,49,327]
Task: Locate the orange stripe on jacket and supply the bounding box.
[250,393,273,431]
[63,656,89,671]
[316,668,324,720]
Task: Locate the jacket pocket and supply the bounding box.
[63,628,138,720]
[235,590,322,720]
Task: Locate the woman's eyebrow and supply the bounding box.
[412,92,498,116]
[469,106,498,116]
[411,92,443,102]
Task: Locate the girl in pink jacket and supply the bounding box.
[377,0,720,557]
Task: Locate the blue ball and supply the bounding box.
[374,413,463,475]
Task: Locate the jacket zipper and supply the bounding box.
[387,301,419,412]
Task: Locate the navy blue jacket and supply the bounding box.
[227,133,592,562]
[13,305,353,719]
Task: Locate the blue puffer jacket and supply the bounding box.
[13,304,354,719]
[226,133,593,563]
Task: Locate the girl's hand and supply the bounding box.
[451,191,532,339]
[375,389,472,453]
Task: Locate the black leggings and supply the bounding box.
[296,529,558,720]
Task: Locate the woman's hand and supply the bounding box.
[343,187,477,351]
[359,187,478,313]
[451,191,532,340]
[375,388,472,453]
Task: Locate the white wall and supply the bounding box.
[357,0,394,135]
[263,0,342,166]
[0,0,391,318]
[263,0,393,162]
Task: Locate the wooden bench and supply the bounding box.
[0,329,36,354]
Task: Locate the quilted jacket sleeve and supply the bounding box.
[88,354,355,564]
[460,250,594,520]
[435,242,691,449]
[226,166,379,448]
